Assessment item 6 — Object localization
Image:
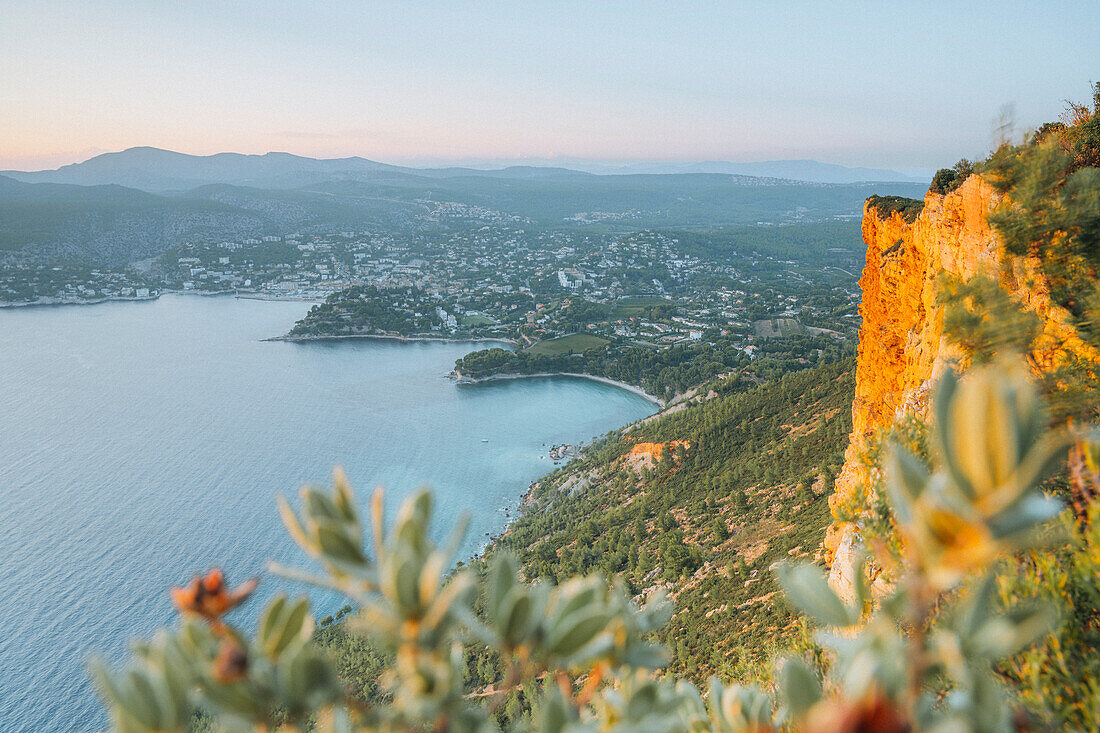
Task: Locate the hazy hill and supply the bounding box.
[3,147,924,191]
[0,175,262,263]
[0,149,928,264]
[304,174,926,228]
[413,157,928,183]
[0,147,600,192]
[611,159,927,183]
[0,148,411,192]
[0,175,412,264]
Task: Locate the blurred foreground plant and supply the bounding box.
[93,362,1090,732]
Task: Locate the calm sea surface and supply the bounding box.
[0,295,655,732]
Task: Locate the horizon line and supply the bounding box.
[2,145,933,178]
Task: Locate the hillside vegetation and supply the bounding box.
[493,360,854,681]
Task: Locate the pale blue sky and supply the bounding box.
[1,1,1097,171]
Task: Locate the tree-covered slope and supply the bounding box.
[491,359,854,681]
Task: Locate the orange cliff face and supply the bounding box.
[627,441,690,459]
[825,175,1097,598]
[623,440,691,472]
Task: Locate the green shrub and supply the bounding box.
[866,194,924,222]
[929,159,975,195]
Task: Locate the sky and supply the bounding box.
[1,1,1097,172]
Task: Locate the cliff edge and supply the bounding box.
[825,174,1097,597]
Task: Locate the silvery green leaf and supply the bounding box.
[879,585,910,621]
[973,603,1057,659]
[304,489,341,523]
[1019,430,1073,485]
[775,563,856,627]
[259,595,287,649]
[395,490,433,538]
[314,519,366,565]
[157,638,194,720]
[262,596,312,659]
[623,642,670,670]
[417,551,446,606]
[332,475,357,522]
[533,681,579,733]
[639,589,673,631]
[777,656,821,718]
[673,679,706,717]
[987,493,1064,539]
[393,555,422,612]
[267,561,355,595]
[547,607,610,658]
[887,444,930,503]
[554,578,601,620]
[565,633,615,667]
[441,512,471,565]
[487,551,519,619]
[89,659,130,720]
[449,602,495,646]
[950,376,998,498]
[125,669,163,727]
[956,573,997,637]
[934,368,975,498]
[501,586,535,644]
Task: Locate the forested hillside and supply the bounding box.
[455,337,851,400]
[492,360,854,681]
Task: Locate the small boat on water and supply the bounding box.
[481,438,489,442]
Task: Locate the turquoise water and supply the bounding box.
[0,295,655,732]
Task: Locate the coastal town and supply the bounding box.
[1,216,862,348]
[269,224,861,342]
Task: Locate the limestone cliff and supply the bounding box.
[824,174,1096,597]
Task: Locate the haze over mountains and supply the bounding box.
[431,158,929,184]
[2,147,925,191]
[0,147,927,265]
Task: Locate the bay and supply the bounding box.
[0,294,655,732]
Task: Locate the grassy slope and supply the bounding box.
[527,333,611,355]
[610,296,674,319]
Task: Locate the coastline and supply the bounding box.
[467,376,670,559]
[268,332,519,346]
[0,289,324,310]
[0,294,160,309]
[234,293,324,303]
[454,370,665,407]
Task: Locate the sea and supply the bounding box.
[0,294,656,732]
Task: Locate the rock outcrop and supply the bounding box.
[824,175,1096,598]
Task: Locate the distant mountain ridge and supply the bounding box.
[591,159,927,183]
[440,158,928,184]
[2,147,924,191]
[1,148,606,192]
[2,148,418,192]
[0,149,928,265]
